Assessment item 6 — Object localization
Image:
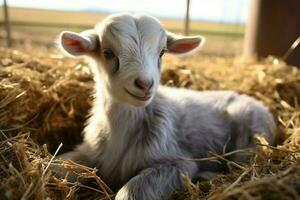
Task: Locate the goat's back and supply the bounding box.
[158,86,276,158]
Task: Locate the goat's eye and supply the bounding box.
[103,49,115,60]
[159,49,165,58]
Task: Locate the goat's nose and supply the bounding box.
[134,78,153,92]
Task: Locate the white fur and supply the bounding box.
[58,13,277,200]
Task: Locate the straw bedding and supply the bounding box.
[0,46,299,200]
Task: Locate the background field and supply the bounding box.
[0,7,245,56]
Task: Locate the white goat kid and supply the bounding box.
[58,13,277,200]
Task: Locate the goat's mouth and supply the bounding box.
[124,88,151,101]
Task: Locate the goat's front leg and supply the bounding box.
[115,161,197,200]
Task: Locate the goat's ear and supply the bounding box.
[166,32,205,54]
[59,30,99,56]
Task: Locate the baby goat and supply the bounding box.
[58,13,277,200]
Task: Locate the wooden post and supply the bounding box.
[3,0,12,47]
[243,0,300,67]
[243,0,261,59]
[184,0,190,36]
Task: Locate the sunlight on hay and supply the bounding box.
[0,48,93,153]
[0,46,299,199]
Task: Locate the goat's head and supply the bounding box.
[59,13,204,107]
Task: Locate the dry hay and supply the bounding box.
[0,46,299,200]
[0,48,93,153]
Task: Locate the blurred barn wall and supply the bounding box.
[244,0,300,67]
